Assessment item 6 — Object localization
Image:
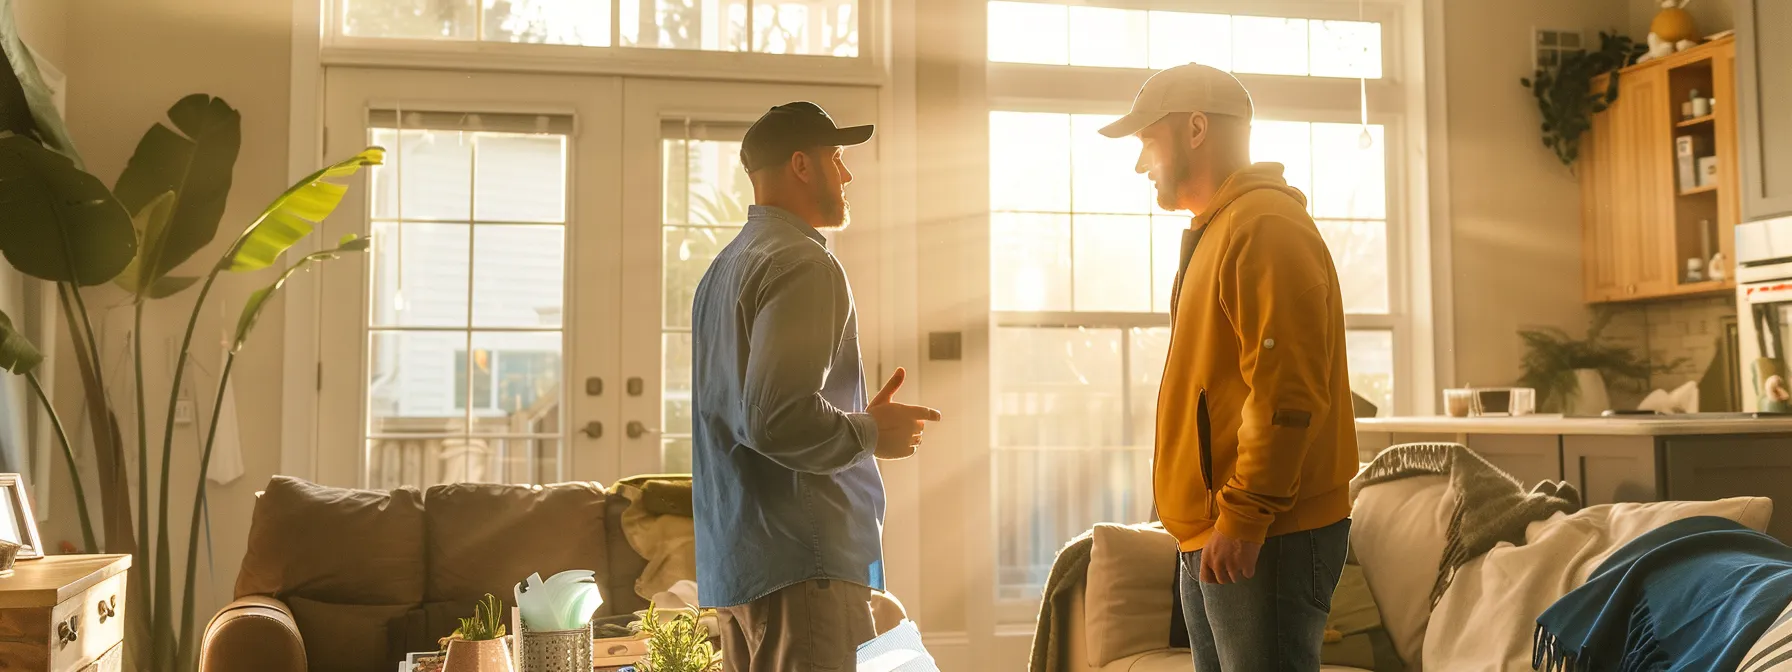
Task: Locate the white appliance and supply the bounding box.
[1737,214,1792,412]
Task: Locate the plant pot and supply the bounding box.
[442,638,515,672]
[1564,369,1612,417]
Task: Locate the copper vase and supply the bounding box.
[442,638,515,672]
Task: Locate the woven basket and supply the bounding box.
[517,622,592,672]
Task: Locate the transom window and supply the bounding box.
[336,0,860,56]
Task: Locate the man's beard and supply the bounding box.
[1154,148,1194,211]
[814,179,850,230]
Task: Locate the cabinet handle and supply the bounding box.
[58,614,79,645]
[97,595,117,622]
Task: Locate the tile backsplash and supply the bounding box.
[1600,295,1740,410]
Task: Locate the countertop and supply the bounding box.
[1355,414,1792,436]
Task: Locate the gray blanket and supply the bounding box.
[1352,442,1582,606]
[1028,529,1095,672]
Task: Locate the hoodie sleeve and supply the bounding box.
[1213,212,1338,544]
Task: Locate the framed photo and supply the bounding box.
[0,474,44,559]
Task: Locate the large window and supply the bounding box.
[336,0,860,56]
[988,0,1404,604]
[363,111,571,490]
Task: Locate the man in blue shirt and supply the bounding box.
[691,101,941,672]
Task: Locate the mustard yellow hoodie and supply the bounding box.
[1156,162,1357,551]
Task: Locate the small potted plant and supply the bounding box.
[1517,312,1679,415]
[442,594,514,672]
[631,602,722,672]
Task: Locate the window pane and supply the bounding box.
[474,133,567,223]
[371,128,472,221]
[1148,11,1231,70]
[1232,15,1308,76]
[1068,7,1147,69]
[343,0,477,39]
[988,1,1068,65]
[453,349,494,410]
[370,222,471,328]
[1311,123,1385,220]
[664,332,693,436]
[994,327,1149,600]
[483,0,612,46]
[753,0,859,56]
[1318,220,1389,315]
[472,225,565,327]
[1128,327,1171,445]
[662,436,694,473]
[1070,114,1151,215]
[1072,215,1151,312]
[1251,120,1313,208]
[663,138,752,227]
[665,226,743,328]
[1309,20,1381,79]
[990,112,1071,212]
[992,213,1072,311]
[1151,216,1185,313]
[1346,329,1394,417]
[467,331,563,423]
[367,437,560,490]
[369,330,471,425]
[621,0,749,50]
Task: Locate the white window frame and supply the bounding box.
[981,0,1441,626]
[315,0,888,85]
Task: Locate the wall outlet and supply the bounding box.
[174,399,195,426]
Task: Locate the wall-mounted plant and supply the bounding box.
[1520,31,1647,169]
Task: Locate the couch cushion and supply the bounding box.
[603,489,650,617]
[1083,523,1178,666]
[287,596,415,672]
[1096,650,1371,672]
[1349,475,1450,671]
[235,476,426,604]
[425,481,610,603]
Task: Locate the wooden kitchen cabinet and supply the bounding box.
[1736,0,1792,220]
[1562,435,1661,505]
[1580,39,1740,303]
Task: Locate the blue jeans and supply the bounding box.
[1178,518,1352,671]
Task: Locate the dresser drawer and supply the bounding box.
[79,643,121,672]
[50,570,125,672]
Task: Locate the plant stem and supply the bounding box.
[152,270,218,672]
[25,372,95,554]
[133,301,148,596]
[175,352,233,671]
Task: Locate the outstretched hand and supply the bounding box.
[868,367,942,460]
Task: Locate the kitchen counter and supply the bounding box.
[1354,414,1792,436]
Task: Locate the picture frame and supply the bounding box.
[0,474,45,560]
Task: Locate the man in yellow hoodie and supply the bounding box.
[1099,63,1358,670]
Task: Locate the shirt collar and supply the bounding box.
[749,205,827,245]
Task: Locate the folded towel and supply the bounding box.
[1534,516,1792,672]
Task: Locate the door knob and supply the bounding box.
[626,421,659,439]
[580,421,603,439]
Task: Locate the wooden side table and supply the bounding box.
[0,554,130,671]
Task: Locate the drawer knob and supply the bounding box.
[57,614,79,644]
[97,595,117,622]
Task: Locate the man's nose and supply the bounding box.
[1134,149,1149,175]
[841,162,854,185]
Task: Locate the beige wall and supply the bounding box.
[1631,0,1735,41]
[38,0,293,634]
[13,0,66,66]
[1442,0,1629,388]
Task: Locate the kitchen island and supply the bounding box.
[1357,415,1792,543]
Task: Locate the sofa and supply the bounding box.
[1061,473,1792,671]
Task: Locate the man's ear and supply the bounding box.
[789,150,815,185]
[1186,113,1210,152]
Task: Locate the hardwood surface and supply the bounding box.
[0,556,129,610]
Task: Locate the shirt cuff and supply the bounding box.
[1214,500,1272,544]
[846,412,878,461]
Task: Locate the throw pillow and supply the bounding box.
[1349,474,1451,671]
[235,476,427,605]
[287,596,416,672]
[424,481,610,603]
[1083,522,1178,666]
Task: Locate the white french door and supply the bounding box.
[315,67,882,488]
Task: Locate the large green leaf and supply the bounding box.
[234,235,370,351]
[112,95,241,289]
[224,148,382,273]
[0,0,81,166]
[0,308,40,374]
[0,133,136,284]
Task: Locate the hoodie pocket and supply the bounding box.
[1196,388,1214,517]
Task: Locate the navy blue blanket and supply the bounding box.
[1533,516,1792,672]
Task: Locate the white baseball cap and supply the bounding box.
[1098,63,1255,138]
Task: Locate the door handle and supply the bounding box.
[626,421,660,440]
[580,421,603,439]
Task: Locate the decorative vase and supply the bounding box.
[1650,0,1697,43]
[1564,369,1612,417]
[442,638,515,672]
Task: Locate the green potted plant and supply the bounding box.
[1517,311,1678,415]
[631,602,722,672]
[442,594,514,672]
[1519,31,1647,169]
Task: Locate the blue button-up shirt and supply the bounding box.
[690,205,886,608]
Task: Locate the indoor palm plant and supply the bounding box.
[0,6,380,668]
[1517,311,1676,414]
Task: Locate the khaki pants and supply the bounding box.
[717,580,877,672]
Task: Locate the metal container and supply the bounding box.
[516,622,592,672]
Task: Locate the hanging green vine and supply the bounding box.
[1520,32,1647,169]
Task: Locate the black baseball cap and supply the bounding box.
[739,102,874,173]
